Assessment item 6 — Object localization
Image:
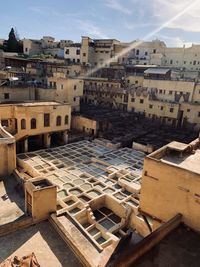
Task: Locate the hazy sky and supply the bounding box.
[1,0,200,47]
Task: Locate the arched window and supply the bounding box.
[56,116,61,126]
[65,115,69,125]
[31,118,36,129]
[21,119,26,129]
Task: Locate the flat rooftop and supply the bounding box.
[0,101,68,107]
[161,148,200,175]
[0,221,82,267]
[0,176,24,226]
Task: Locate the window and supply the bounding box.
[56,116,62,126]
[77,59,80,63]
[65,49,69,54]
[1,120,8,127]
[170,60,173,64]
[149,104,153,109]
[65,115,69,125]
[169,91,173,95]
[153,49,156,54]
[83,53,86,57]
[135,80,138,84]
[21,119,26,129]
[4,93,9,99]
[74,85,77,90]
[31,118,36,129]
[74,97,76,102]
[44,113,50,127]
[145,51,148,56]
[170,108,174,113]
[73,59,75,63]
[160,106,164,110]
[136,49,139,55]
[140,99,144,104]
[61,84,63,89]
[159,89,162,94]
[198,112,200,117]
[76,49,80,55]
[187,109,190,112]
[193,60,196,65]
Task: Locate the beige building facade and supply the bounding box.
[47,75,83,111]
[0,101,71,153]
[127,73,200,130]
[140,138,200,232]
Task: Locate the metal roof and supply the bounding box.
[144,68,171,75]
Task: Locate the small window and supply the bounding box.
[153,49,156,54]
[65,49,69,54]
[131,98,135,102]
[31,118,36,129]
[74,97,76,102]
[1,119,8,127]
[160,106,164,110]
[140,99,144,104]
[44,113,50,127]
[170,60,173,64]
[169,91,173,95]
[61,84,63,89]
[4,93,9,99]
[56,116,62,126]
[65,115,69,125]
[198,112,200,117]
[74,85,77,90]
[159,90,162,94]
[76,49,80,55]
[170,108,174,113]
[135,80,138,84]
[136,49,139,55]
[145,51,148,56]
[83,53,86,57]
[21,119,26,129]
[187,109,190,112]
[149,104,153,109]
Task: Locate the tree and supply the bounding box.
[7,28,19,52]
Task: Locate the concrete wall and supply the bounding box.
[0,87,35,102]
[140,156,200,231]
[71,115,98,135]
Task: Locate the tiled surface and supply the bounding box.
[17,140,145,249]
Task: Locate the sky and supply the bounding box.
[1,0,200,47]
